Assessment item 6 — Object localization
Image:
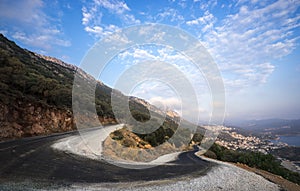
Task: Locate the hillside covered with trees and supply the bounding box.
[0,34,182,141]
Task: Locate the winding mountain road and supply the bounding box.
[0,125,212,187]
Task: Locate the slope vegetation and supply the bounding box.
[0,34,181,141]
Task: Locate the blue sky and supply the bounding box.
[0,0,300,122]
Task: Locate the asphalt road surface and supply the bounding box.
[0,127,213,187]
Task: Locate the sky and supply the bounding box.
[0,0,300,123]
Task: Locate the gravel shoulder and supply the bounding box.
[51,124,124,160]
[234,162,300,191]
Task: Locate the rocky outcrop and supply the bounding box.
[0,101,73,141]
[0,101,118,142]
[129,96,180,121]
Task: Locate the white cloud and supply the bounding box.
[194,0,217,11]
[178,0,187,9]
[122,14,141,25]
[155,8,185,24]
[94,0,130,15]
[197,0,300,90]
[186,11,216,32]
[117,46,210,90]
[12,32,52,49]
[0,30,8,36]
[0,0,45,26]
[85,26,103,35]
[149,96,181,111]
[82,0,139,38]
[12,30,70,50]
[186,11,215,25]
[82,6,93,25]
[133,49,157,60]
[0,0,70,51]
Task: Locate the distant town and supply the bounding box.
[209,126,300,173]
[215,126,287,153]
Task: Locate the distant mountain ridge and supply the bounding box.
[227,118,300,136]
[129,96,180,121]
[0,34,179,141]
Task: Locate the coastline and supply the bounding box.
[269,135,300,147]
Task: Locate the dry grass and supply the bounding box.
[102,128,179,162]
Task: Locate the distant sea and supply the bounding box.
[270,135,300,147]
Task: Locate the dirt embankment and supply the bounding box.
[235,163,300,191]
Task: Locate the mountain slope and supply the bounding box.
[0,34,183,142]
[0,34,125,140]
